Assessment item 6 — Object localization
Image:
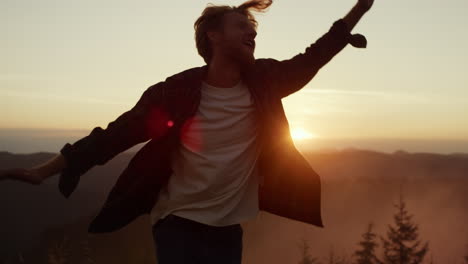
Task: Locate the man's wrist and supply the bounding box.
[343,4,367,32]
[32,154,67,180]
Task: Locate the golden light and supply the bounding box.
[290,127,317,141]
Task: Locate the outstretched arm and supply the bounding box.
[0,82,170,191]
[268,0,373,99]
[56,81,172,198]
[344,0,374,31]
[0,154,66,185]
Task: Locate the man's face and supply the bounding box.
[212,12,257,66]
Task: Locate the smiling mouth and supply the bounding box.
[243,40,255,49]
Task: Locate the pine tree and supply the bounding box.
[380,192,429,264]
[327,246,349,264]
[80,235,95,264]
[297,238,321,264]
[353,222,382,264]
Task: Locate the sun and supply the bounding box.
[290,127,317,141]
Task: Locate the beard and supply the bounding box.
[223,43,255,68]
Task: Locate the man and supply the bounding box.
[0,0,374,263]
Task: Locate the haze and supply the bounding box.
[2,0,468,153]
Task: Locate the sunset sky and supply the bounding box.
[2,0,468,153]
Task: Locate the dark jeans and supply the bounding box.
[152,214,243,264]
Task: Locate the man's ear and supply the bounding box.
[207,31,221,44]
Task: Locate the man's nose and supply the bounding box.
[247,30,257,39]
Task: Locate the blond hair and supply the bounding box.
[194,0,272,64]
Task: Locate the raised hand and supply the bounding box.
[357,0,374,12]
[0,168,44,185]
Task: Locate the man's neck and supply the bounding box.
[204,56,242,88]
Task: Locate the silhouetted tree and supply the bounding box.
[380,192,429,264]
[353,222,382,264]
[80,236,95,264]
[297,238,321,264]
[326,246,349,264]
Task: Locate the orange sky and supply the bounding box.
[2,0,468,152]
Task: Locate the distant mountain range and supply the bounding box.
[1,149,467,263]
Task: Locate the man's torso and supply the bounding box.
[150,79,261,227]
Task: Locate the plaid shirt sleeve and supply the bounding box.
[58,81,170,198]
[267,18,367,99]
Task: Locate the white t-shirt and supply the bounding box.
[149,79,261,227]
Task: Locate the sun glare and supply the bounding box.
[290,127,316,141]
